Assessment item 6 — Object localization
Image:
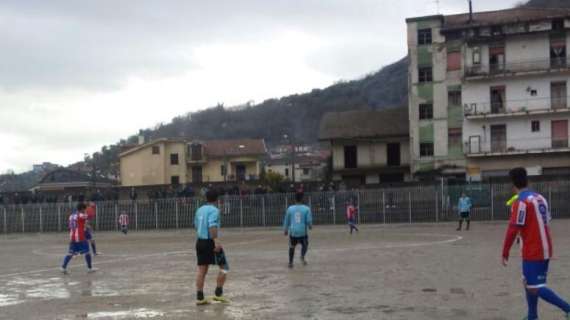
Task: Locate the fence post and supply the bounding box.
[95,204,99,231]
[239,197,244,229]
[21,206,25,233]
[114,204,119,232]
[175,200,179,230]
[435,191,439,223]
[382,191,386,225]
[490,184,495,221]
[57,205,62,232]
[135,202,139,231]
[332,194,336,225]
[357,192,361,225]
[155,201,159,230]
[262,197,266,227]
[408,192,412,224]
[39,205,43,233]
[3,207,6,234]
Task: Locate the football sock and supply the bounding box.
[526,290,539,320]
[538,287,570,312]
[289,247,295,264]
[85,253,93,269]
[215,287,223,297]
[62,255,72,269]
[91,242,97,255]
[301,242,308,258]
[197,291,204,301]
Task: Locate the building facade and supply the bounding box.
[319,108,411,187]
[119,138,266,186]
[407,7,570,180]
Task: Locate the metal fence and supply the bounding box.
[1,180,569,234]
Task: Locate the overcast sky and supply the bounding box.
[1,0,518,173]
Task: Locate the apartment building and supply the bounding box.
[407,7,570,180]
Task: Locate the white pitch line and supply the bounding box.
[0,234,462,279]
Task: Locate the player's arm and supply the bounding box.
[502,201,525,265]
[208,210,221,250]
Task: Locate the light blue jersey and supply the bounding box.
[194,204,220,240]
[283,204,313,237]
[458,196,472,213]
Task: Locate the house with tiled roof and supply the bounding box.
[119,138,267,186]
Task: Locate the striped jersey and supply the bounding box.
[346,205,356,220]
[502,189,553,261]
[68,211,88,242]
[119,214,129,226]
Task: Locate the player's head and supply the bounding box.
[295,192,304,203]
[206,189,218,203]
[77,203,87,212]
[509,167,528,190]
[461,192,466,197]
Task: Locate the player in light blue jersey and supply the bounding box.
[194,190,230,305]
[283,192,313,269]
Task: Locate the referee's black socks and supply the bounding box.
[197,291,204,301]
[215,287,223,297]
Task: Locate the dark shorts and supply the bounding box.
[68,241,90,255]
[196,239,215,266]
[460,211,470,219]
[85,228,93,240]
[289,236,309,248]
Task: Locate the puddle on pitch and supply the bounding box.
[0,293,23,307]
[86,308,164,319]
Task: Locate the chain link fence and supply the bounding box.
[1,180,569,234]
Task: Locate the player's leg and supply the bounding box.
[300,236,309,265]
[534,261,570,314]
[466,212,471,230]
[288,237,297,268]
[79,241,96,272]
[456,214,463,231]
[212,251,230,303]
[61,242,76,274]
[196,265,209,305]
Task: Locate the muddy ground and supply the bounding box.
[1,221,570,319]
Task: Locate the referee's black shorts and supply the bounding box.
[196,239,215,266]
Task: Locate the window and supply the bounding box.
[387,143,401,166]
[491,26,502,36]
[551,82,567,109]
[152,146,160,155]
[420,143,434,157]
[419,104,433,120]
[417,28,432,45]
[418,67,433,83]
[285,168,289,177]
[448,90,462,107]
[447,51,461,71]
[448,128,462,151]
[190,143,203,161]
[170,153,179,165]
[489,46,505,73]
[490,86,506,114]
[552,19,564,31]
[472,47,481,65]
[344,145,358,169]
[221,165,227,176]
[550,37,566,68]
[171,176,180,185]
[303,168,310,175]
[531,121,540,132]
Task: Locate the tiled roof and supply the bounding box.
[319,107,409,141]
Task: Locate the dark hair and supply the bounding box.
[295,192,304,203]
[509,167,528,189]
[206,189,218,203]
[76,203,87,211]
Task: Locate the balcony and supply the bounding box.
[464,96,570,120]
[465,57,570,80]
[465,135,570,157]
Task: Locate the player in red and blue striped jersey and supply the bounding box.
[502,167,570,320]
[60,203,96,274]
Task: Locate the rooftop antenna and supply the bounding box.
[468,0,473,22]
